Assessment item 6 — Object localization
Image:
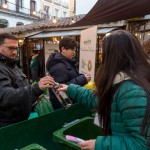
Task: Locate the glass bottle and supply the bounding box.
[52,82,72,109]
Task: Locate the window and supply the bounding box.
[18,0,23,8]
[62,0,68,3]
[54,0,61,6]
[0,19,8,28]
[16,22,24,26]
[54,0,60,3]
[42,5,50,19]
[63,11,67,17]
[54,8,59,17]
[44,5,50,16]
[16,0,23,12]
[0,0,3,6]
[62,0,69,9]
[30,0,36,11]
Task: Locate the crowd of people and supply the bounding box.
[0,31,150,149]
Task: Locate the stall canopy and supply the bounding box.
[30,30,81,38]
[72,0,150,27]
[29,28,115,39]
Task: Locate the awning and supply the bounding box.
[97,28,115,34]
[29,28,115,38]
[71,0,150,27]
[29,30,81,38]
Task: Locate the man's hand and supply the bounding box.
[77,139,96,150]
[38,76,55,90]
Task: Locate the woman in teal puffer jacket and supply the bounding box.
[59,30,150,150]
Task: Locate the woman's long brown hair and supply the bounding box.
[95,30,150,145]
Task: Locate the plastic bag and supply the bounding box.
[84,81,96,90]
[34,95,54,116]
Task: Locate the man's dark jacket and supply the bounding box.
[46,52,88,110]
[0,54,43,127]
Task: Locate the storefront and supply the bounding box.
[20,27,119,80]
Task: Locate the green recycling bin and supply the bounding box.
[53,116,103,150]
[0,103,92,150]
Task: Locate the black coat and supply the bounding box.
[0,54,43,127]
[47,53,88,109]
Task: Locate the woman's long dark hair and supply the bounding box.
[95,30,150,145]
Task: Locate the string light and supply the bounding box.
[52,16,57,23]
[2,0,7,8]
[71,18,76,23]
[106,33,110,36]
[32,11,36,15]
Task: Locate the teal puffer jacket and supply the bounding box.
[67,80,149,150]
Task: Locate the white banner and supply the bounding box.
[79,26,97,81]
[44,43,59,72]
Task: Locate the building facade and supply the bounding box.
[39,0,75,19]
[0,0,75,28]
[0,0,40,27]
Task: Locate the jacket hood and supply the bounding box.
[48,52,77,69]
[113,72,131,84]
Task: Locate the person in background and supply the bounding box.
[58,30,150,149]
[46,36,91,110]
[46,49,59,72]
[38,50,45,78]
[142,38,150,58]
[30,50,40,82]
[0,33,54,128]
